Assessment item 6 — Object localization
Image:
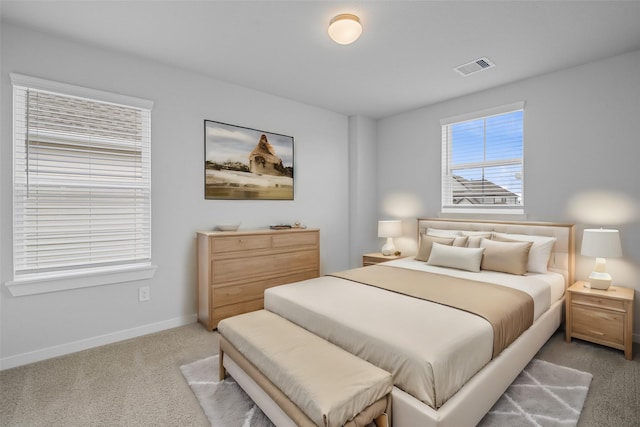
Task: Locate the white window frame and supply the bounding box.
[6,74,157,296]
[440,102,525,215]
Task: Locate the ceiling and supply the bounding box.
[2,1,640,119]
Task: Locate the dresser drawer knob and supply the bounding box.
[587,329,605,336]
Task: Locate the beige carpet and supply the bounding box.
[181,356,591,427]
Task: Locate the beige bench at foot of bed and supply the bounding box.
[218,310,393,427]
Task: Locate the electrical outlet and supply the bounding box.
[138,286,150,302]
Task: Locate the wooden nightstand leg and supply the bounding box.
[565,295,572,343]
[625,302,633,360]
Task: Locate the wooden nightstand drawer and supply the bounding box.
[572,293,626,312]
[572,305,624,345]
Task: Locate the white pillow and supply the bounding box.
[427,243,485,272]
[461,231,493,237]
[492,232,556,273]
[426,228,462,237]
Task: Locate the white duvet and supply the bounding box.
[264,258,564,409]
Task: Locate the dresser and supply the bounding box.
[565,281,634,360]
[196,228,320,330]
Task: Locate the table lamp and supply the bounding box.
[581,228,622,290]
[378,220,402,256]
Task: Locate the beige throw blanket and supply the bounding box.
[330,265,533,357]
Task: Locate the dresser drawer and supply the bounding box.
[272,231,318,248]
[213,270,319,307]
[212,299,264,328]
[212,235,271,254]
[212,249,319,284]
[572,305,624,345]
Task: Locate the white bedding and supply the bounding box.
[264,259,565,409]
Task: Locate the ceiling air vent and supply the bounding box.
[454,57,495,76]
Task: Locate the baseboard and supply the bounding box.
[0,313,198,371]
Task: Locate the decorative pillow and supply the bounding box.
[425,228,462,237]
[416,235,455,262]
[480,238,533,275]
[427,243,485,272]
[492,232,556,273]
[426,231,468,248]
[452,235,469,247]
[466,235,488,248]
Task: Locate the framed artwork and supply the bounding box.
[204,120,294,200]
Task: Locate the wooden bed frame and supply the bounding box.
[222,218,575,427]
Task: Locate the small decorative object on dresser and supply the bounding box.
[565,281,634,360]
[362,252,405,267]
[196,228,319,330]
[217,223,241,231]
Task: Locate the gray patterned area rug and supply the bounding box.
[478,359,592,426]
[180,356,591,427]
[180,355,274,427]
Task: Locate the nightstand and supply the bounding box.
[565,281,635,360]
[362,252,405,266]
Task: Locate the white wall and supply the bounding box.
[348,116,379,267]
[0,23,351,368]
[377,49,640,338]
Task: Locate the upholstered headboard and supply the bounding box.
[417,218,575,287]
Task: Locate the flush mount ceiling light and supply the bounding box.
[328,14,362,45]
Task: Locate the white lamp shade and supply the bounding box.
[378,220,402,238]
[581,229,622,258]
[328,14,362,45]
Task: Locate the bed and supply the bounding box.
[222,218,575,427]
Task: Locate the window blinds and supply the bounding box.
[441,103,524,211]
[12,77,152,277]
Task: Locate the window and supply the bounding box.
[8,74,156,296]
[441,102,524,213]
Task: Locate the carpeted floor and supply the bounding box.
[1,324,639,427]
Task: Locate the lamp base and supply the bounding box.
[585,279,612,290]
[585,258,612,290]
[586,270,612,290]
[381,238,396,256]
